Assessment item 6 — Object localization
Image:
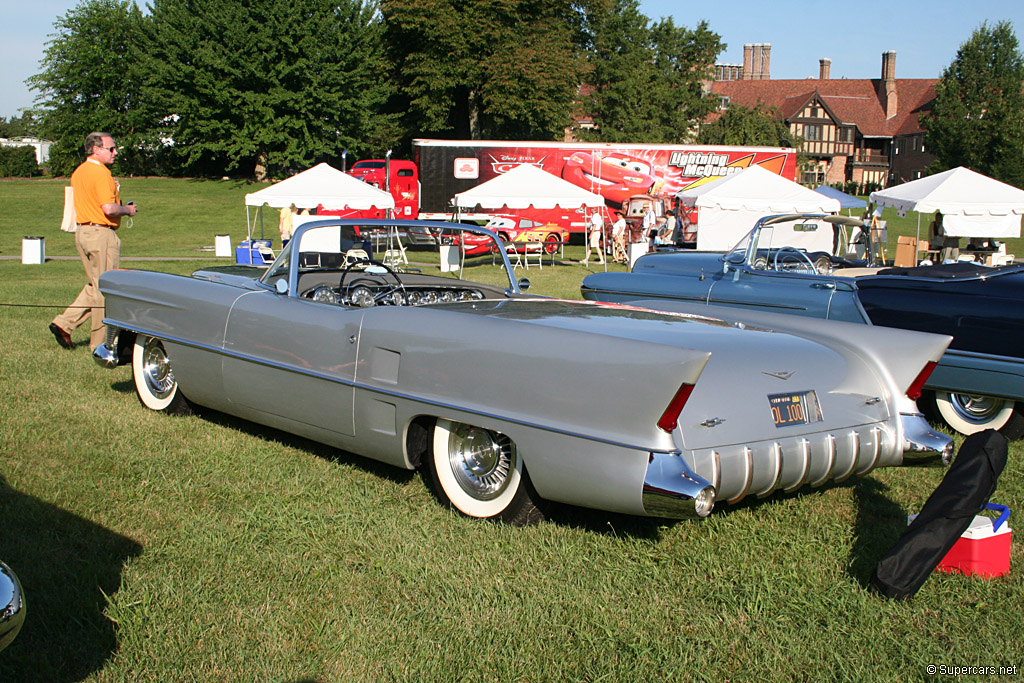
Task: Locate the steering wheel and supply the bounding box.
[338,258,406,307]
[773,246,817,273]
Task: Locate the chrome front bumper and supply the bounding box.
[900,412,955,465]
[0,561,25,652]
[642,452,716,518]
[93,341,119,369]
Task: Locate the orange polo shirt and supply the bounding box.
[71,157,121,228]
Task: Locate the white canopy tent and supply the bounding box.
[677,165,840,251]
[870,167,1024,239]
[243,162,395,240]
[453,163,605,210]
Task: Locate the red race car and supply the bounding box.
[561,151,658,205]
[461,215,569,256]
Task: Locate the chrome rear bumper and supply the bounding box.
[900,412,955,465]
[642,452,716,519]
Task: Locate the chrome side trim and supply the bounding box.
[834,431,860,483]
[784,438,811,493]
[728,446,755,504]
[856,427,882,475]
[810,434,836,487]
[98,323,678,455]
[900,412,955,465]
[642,452,716,519]
[711,450,721,492]
[756,441,784,498]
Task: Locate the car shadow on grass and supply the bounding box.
[848,476,907,587]
[0,475,143,683]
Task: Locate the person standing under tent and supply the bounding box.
[612,212,628,263]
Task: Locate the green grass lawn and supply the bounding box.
[0,178,1022,681]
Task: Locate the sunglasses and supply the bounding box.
[102,145,117,152]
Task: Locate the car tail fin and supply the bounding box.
[906,361,937,401]
[658,383,696,433]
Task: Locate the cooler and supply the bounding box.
[235,239,274,265]
[912,504,1012,579]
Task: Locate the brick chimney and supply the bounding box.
[879,51,898,119]
[760,43,771,80]
[742,44,753,80]
[819,58,831,80]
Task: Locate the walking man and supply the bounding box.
[49,132,137,351]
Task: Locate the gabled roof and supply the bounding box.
[711,78,937,138]
[453,163,605,209]
[243,162,394,210]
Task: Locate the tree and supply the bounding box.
[580,0,723,143]
[380,0,585,143]
[28,0,149,176]
[697,103,795,147]
[0,112,40,138]
[143,0,397,179]
[921,21,1024,188]
[0,146,41,177]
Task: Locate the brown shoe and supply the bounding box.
[49,323,74,349]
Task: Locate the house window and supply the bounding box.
[804,124,821,141]
[841,127,854,143]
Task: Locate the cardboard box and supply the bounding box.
[893,235,918,268]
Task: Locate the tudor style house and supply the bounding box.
[710,46,937,189]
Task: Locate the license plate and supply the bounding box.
[768,391,822,428]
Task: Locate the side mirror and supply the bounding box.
[518,277,531,292]
[275,279,288,295]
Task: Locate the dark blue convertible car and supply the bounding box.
[582,213,1024,437]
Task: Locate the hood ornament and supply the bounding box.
[763,370,796,380]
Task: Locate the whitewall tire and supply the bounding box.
[132,335,192,415]
[429,419,542,524]
[932,391,1019,436]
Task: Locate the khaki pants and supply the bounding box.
[52,225,120,350]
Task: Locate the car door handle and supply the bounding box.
[811,282,836,290]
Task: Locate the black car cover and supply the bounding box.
[869,429,1008,600]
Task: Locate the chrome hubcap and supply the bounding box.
[142,338,176,400]
[447,424,515,500]
[949,393,1006,425]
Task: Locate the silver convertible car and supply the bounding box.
[583,213,1024,437]
[95,219,952,524]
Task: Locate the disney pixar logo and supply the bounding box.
[488,155,548,174]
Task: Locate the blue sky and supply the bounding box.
[2,0,1022,120]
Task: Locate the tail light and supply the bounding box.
[657,383,695,433]
[906,361,937,400]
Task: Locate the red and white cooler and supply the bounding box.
[935,504,1012,578]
